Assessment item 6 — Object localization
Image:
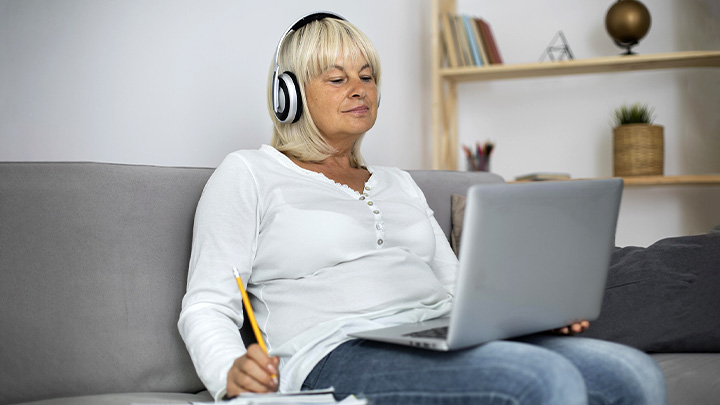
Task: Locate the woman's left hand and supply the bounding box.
[552,320,590,335]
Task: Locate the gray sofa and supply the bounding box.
[1,161,718,404]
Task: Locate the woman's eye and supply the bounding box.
[329,78,344,84]
[361,76,374,82]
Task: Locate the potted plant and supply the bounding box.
[612,103,664,176]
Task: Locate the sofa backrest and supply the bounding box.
[407,170,505,239]
[0,162,211,404]
[0,162,503,404]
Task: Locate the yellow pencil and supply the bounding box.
[232,267,269,354]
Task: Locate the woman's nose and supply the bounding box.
[350,78,367,98]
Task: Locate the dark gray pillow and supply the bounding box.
[582,231,720,353]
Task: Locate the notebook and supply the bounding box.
[350,179,623,351]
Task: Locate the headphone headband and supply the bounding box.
[272,12,346,124]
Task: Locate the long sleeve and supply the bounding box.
[178,153,261,401]
[428,215,460,296]
[402,170,459,295]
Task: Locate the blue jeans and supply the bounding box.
[301,335,667,404]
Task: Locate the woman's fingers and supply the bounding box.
[552,320,590,335]
[226,344,279,397]
[246,344,279,381]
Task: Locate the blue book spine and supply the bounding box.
[462,15,482,66]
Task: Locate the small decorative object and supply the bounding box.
[605,0,652,55]
[612,103,664,177]
[539,31,574,62]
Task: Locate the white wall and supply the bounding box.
[0,0,430,169]
[1,0,719,246]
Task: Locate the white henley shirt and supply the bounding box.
[178,145,458,399]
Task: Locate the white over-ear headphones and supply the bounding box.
[271,12,347,124]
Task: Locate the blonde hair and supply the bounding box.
[268,17,382,167]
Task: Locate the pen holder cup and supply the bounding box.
[467,155,491,172]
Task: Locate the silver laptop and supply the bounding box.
[350,178,623,351]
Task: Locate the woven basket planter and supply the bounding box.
[613,124,664,177]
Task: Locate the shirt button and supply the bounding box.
[376,223,383,230]
[373,210,380,214]
[367,201,374,206]
[365,186,371,191]
[359,196,366,200]
[377,239,384,245]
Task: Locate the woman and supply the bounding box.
[178,14,666,404]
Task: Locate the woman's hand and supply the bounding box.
[552,320,590,335]
[226,343,280,398]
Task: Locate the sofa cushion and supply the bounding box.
[652,353,720,405]
[0,162,211,404]
[582,232,720,353]
[450,194,467,256]
[13,391,213,405]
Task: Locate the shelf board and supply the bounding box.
[512,174,720,186]
[620,174,720,187]
[440,51,720,82]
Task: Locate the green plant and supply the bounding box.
[613,103,655,126]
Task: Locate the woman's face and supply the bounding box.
[304,57,378,149]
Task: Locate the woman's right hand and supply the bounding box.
[226,343,280,397]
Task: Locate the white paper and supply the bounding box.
[132,387,366,405]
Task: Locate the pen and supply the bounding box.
[233,267,276,380]
[462,145,478,171]
[476,142,484,171]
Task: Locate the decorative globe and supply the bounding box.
[605,0,652,54]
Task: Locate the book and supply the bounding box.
[476,18,503,64]
[461,15,483,66]
[470,17,490,65]
[454,15,472,66]
[515,172,571,182]
[440,13,459,68]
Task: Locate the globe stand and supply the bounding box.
[614,39,639,55]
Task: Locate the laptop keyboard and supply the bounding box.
[403,326,448,339]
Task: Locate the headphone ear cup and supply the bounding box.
[275,71,303,123]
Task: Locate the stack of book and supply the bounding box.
[515,172,571,182]
[440,13,503,68]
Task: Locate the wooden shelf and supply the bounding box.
[440,51,720,83]
[430,0,720,180]
[513,174,720,186]
[620,174,720,187]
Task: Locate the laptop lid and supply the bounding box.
[446,179,623,349]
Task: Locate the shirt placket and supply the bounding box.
[358,184,384,249]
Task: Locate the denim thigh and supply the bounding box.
[302,337,667,405]
[520,335,667,405]
[302,338,587,405]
